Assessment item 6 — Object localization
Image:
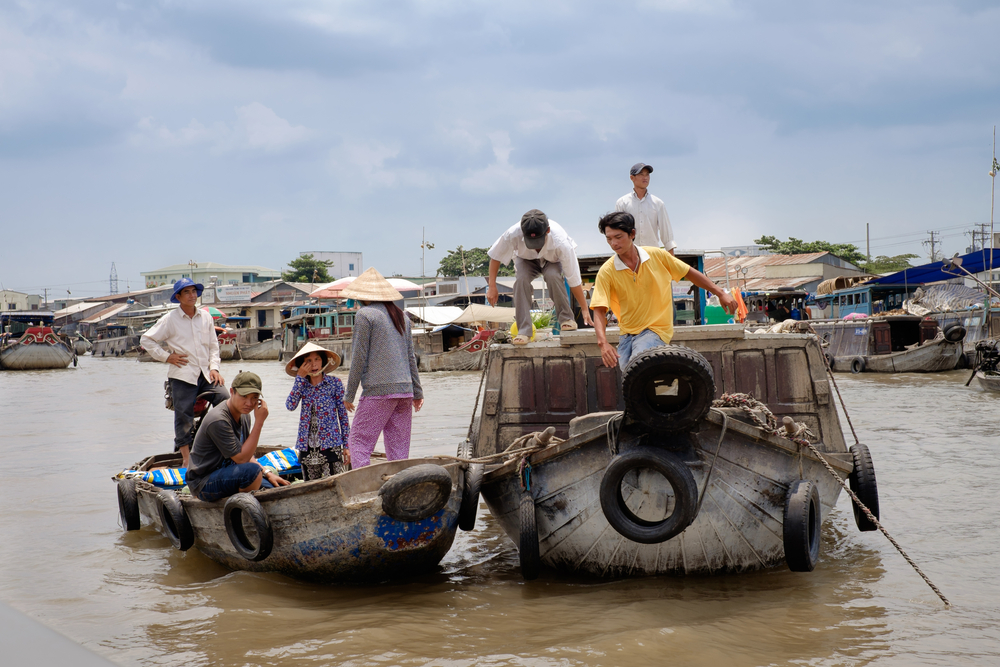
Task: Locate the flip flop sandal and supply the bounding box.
[560,321,578,331]
[512,335,530,345]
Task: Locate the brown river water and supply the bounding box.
[0,357,998,666]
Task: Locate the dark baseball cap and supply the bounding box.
[520,209,550,250]
[630,162,653,176]
[231,371,263,397]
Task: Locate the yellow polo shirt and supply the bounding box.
[590,246,690,344]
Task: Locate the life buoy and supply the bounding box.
[621,345,715,433]
[223,493,273,561]
[157,490,194,551]
[117,478,140,531]
[850,357,865,374]
[378,464,452,522]
[783,480,821,572]
[848,444,880,532]
[599,446,699,544]
[519,490,540,580]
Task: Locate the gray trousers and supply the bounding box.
[514,257,574,337]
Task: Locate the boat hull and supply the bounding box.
[219,342,241,360]
[975,371,1000,392]
[832,337,963,373]
[92,335,141,357]
[133,457,463,583]
[0,341,74,370]
[481,412,851,577]
[239,338,283,360]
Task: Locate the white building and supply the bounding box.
[141,262,281,289]
[1,290,42,311]
[300,251,363,279]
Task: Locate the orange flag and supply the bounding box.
[732,289,749,323]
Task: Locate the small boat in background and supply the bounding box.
[417,329,494,372]
[809,316,964,373]
[1,326,76,370]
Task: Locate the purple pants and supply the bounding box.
[348,395,413,468]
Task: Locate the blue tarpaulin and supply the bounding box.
[866,249,998,285]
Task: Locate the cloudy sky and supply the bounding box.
[3,0,1000,296]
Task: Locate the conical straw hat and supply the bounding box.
[285,341,341,377]
[341,267,404,302]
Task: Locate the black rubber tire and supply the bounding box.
[621,345,715,433]
[117,478,140,531]
[783,480,821,572]
[457,439,483,532]
[824,352,834,369]
[943,322,966,343]
[379,464,452,522]
[73,355,78,367]
[157,490,194,551]
[599,446,699,544]
[519,490,540,580]
[223,493,273,561]
[850,356,865,374]
[848,444,880,532]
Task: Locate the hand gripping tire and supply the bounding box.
[850,356,866,374]
[621,345,715,433]
[379,464,452,522]
[457,438,483,532]
[157,490,194,551]
[783,480,821,572]
[943,322,967,343]
[848,444,880,532]
[224,493,273,561]
[117,478,140,531]
[599,446,699,544]
[519,490,540,580]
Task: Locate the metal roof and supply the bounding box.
[704,252,831,279]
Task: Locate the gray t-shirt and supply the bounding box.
[185,401,251,497]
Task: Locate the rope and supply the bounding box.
[695,408,728,516]
[464,335,496,442]
[715,392,949,607]
[825,365,861,446]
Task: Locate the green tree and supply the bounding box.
[437,246,514,277]
[282,253,334,283]
[859,253,918,274]
[754,235,867,266]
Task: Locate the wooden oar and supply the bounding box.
[965,366,978,387]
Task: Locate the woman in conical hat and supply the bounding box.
[285,342,350,479]
[343,267,423,468]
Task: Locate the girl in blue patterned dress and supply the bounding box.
[285,342,351,480]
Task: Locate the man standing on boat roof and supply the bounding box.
[140,278,229,468]
[486,209,593,344]
[615,163,677,254]
[185,371,290,502]
[591,211,737,370]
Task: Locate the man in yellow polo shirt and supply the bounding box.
[591,211,737,370]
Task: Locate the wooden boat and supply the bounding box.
[91,327,142,357]
[218,330,241,361]
[809,316,964,373]
[71,336,92,355]
[114,447,473,583]
[467,325,879,579]
[239,338,283,360]
[0,327,76,370]
[975,372,1000,392]
[418,329,495,372]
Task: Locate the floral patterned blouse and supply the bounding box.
[285,375,350,451]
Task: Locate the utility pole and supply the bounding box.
[420,227,435,279]
[923,231,941,262]
[866,223,871,264]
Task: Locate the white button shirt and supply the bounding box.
[140,307,221,385]
[487,219,583,287]
[615,190,677,251]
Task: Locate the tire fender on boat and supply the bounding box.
[848,444,880,532]
[942,322,966,343]
[157,490,195,551]
[117,478,140,531]
[223,493,273,561]
[783,479,821,572]
[519,490,540,580]
[378,464,452,522]
[621,345,715,433]
[599,446,700,544]
[850,356,866,374]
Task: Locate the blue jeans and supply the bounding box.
[196,461,273,502]
[170,375,230,451]
[617,329,667,372]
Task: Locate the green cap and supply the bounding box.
[231,371,263,397]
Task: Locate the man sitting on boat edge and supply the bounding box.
[591,211,737,370]
[185,371,290,502]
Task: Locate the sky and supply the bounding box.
[3,0,1000,297]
